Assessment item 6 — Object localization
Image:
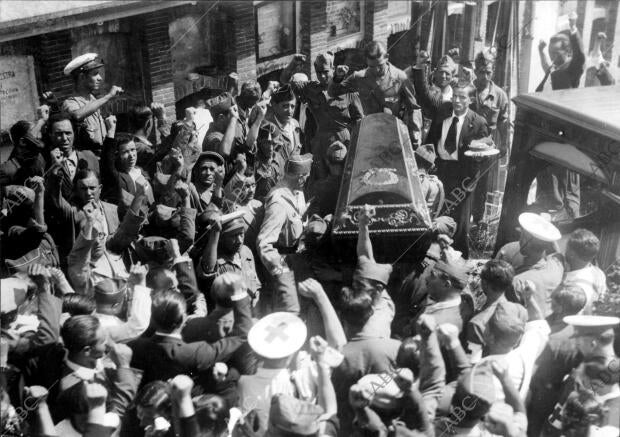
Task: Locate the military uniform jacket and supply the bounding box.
[256,186,305,274]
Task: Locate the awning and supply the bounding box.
[529,141,610,184]
[0,1,195,42]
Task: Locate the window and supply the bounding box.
[255,1,296,62]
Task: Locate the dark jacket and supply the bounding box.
[128,295,252,387]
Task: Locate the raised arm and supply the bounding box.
[298,278,347,350]
[357,205,374,261]
[61,87,122,122]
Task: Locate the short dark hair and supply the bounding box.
[551,284,586,315]
[129,104,153,131]
[364,41,387,60]
[339,287,374,331]
[47,111,74,132]
[567,229,600,262]
[452,83,475,98]
[10,120,32,145]
[151,289,186,332]
[239,80,262,100]
[480,260,514,294]
[62,294,96,316]
[115,132,135,149]
[73,168,99,189]
[61,315,101,353]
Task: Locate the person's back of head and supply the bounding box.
[9,120,32,147]
[566,228,600,268]
[146,268,177,293]
[339,287,374,335]
[151,289,186,333]
[486,301,527,353]
[211,272,245,309]
[480,259,514,296]
[61,315,100,355]
[194,394,229,434]
[550,284,586,317]
[129,104,153,133]
[62,294,96,317]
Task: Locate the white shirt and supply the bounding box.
[438,111,468,161]
[97,285,152,342]
[480,319,550,402]
[563,264,608,314]
[195,107,213,147]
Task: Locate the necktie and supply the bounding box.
[444,116,459,156]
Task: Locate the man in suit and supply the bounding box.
[425,84,489,257]
[47,166,145,272]
[128,287,252,388]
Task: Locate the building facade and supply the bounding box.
[1,0,618,133]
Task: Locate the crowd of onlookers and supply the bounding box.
[1,9,619,436]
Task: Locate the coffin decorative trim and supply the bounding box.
[332,113,432,237]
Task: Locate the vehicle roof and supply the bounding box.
[513,85,620,141]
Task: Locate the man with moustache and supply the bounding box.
[61,53,123,154]
[281,52,363,179]
[329,41,422,148]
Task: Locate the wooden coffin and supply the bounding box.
[332,113,432,237]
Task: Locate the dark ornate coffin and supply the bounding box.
[332,113,432,237]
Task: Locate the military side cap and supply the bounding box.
[326,141,347,164]
[564,315,620,337]
[415,144,437,166]
[222,217,246,236]
[291,73,309,83]
[433,257,469,287]
[248,312,307,359]
[64,53,104,76]
[518,212,561,242]
[355,257,393,286]
[196,151,225,168]
[0,277,28,314]
[286,153,313,176]
[433,216,457,237]
[93,278,124,306]
[271,84,296,104]
[268,394,323,436]
[491,300,527,335]
[206,92,234,118]
[314,52,335,71]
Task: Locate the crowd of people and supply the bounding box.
[1,11,619,437]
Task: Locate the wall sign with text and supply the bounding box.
[0,55,38,131]
[255,1,296,62]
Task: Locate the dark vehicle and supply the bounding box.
[496,86,620,270]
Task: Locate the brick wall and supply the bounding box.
[306,2,329,80]
[232,2,257,82]
[39,30,74,99]
[142,10,176,118]
[371,0,390,47]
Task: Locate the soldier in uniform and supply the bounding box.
[329,41,423,147]
[256,154,312,315]
[281,52,363,179]
[470,49,510,224]
[61,53,123,155]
